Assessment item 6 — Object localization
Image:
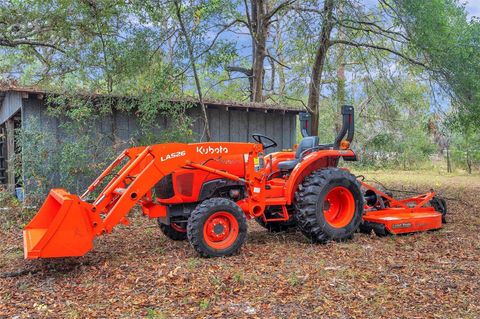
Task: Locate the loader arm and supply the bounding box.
[24,142,264,259]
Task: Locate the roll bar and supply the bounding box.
[299,112,311,137]
[334,105,354,149]
[299,105,355,149]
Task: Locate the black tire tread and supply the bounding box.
[430,197,447,224]
[187,198,247,257]
[294,168,364,243]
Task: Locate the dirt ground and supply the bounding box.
[1,171,479,318]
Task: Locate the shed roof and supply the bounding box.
[0,84,302,114]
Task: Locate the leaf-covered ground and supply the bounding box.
[1,172,479,318]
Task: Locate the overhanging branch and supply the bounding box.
[329,39,429,69]
[265,0,298,21]
[0,38,66,53]
[226,66,253,76]
[334,17,410,42]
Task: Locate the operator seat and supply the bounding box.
[277,136,319,170]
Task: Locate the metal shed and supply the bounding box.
[0,85,300,193]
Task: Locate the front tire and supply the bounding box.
[187,198,247,257]
[295,168,364,243]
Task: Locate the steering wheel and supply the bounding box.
[252,134,278,150]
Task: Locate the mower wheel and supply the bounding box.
[255,206,297,232]
[358,222,373,234]
[430,197,447,223]
[157,219,188,241]
[295,168,364,243]
[187,198,247,257]
[372,223,389,236]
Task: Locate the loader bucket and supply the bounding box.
[23,189,95,259]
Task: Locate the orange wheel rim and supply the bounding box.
[323,186,355,228]
[203,211,239,249]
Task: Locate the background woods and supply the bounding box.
[1,0,479,190]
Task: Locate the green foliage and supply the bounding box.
[16,90,194,201]
[199,299,210,310]
[449,126,480,173]
[0,188,35,230]
[15,116,111,202]
[351,77,436,169]
[2,0,480,176]
[145,308,166,319]
[15,118,58,202]
[398,0,480,130]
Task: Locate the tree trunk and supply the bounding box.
[174,0,211,141]
[306,0,335,136]
[335,47,346,133]
[466,149,472,174]
[251,0,268,102]
[335,3,345,134]
[275,20,286,96]
[5,119,15,193]
[446,146,452,173]
[229,0,293,101]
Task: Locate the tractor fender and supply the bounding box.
[284,150,356,204]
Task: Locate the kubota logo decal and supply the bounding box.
[196,146,229,155]
[161,151,186,162]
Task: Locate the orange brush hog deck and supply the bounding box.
[363,209,442,234]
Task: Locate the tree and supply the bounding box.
[288,0,431,136]
[0,0,131,91]
[173,0,211,141]
[227,0,296,102]
[395,0,480,131]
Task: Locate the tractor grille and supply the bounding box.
[154,174,174,199]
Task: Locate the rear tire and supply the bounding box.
[158,220,187,241]
[187,198,247,257]
[295,168,364,243]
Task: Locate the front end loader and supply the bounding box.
[23,105,446,259]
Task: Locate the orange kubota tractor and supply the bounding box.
[23,106,447,258]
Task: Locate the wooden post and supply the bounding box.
[6,118,15,193]
[0,126,6,186]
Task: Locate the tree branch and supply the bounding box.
[329,39,429,69]
[195,19,240,59]
[265,0,297,21]
[226,66,253,76]
[283,95,311,112]
[334,17,410,42]
[0,38,66,53]
[291,6,324,15]
[265,53,290,69]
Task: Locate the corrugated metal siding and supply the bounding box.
[9,95,297,197]
[20,98,296,149]
[0,92,22,123]
[201,107,295,152]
